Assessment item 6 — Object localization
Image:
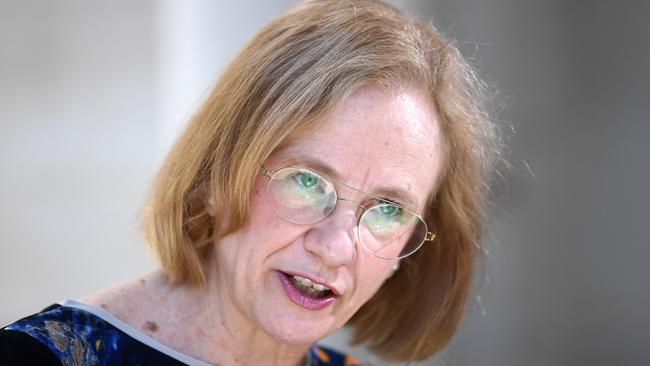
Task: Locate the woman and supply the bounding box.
[1,0,499,365]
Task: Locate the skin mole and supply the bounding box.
[144,321,159,333]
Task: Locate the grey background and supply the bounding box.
[1,1,649,365]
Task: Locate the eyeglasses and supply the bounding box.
[260,166,435,260]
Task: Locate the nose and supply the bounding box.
[303,207,357,268]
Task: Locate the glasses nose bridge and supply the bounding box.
[335,196,364,213]
[322,197,363,232]
[329,176,369,218]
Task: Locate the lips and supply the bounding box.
[276,271,338,310]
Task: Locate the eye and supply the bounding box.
[267,167,337,223]
[280,169,330,204]
[294,171,320,190]
[363,202,409,236]
[378,204,400,217]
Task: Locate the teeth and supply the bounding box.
[291,275,331,292]
[312,283,329,292]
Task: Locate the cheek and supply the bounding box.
[353,260,395,303]
[247,183,279,227]
[244,183,305,248]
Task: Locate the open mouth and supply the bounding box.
[276,271,337,310]
[288,273,333,298]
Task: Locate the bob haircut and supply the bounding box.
[142,0,499,361]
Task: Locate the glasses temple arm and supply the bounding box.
[260,166,273,178]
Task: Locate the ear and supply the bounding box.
[207,198,233,237]
[383,260,400,282]
[392,260,400,272]
[206,197,217,217]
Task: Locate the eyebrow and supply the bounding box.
[271,154,420,210]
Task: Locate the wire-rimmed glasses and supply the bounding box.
[260,166,435,260]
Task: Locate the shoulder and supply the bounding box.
[2,303,107,365]
[0,326,62,365]
[2,302,190,366]
[310,345,365,366]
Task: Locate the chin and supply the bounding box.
[254,307,339,346]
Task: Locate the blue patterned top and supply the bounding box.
[3,300,363,366]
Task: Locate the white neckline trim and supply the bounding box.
[58,299,214,366]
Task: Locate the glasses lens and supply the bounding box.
[266,167,337,224]
[358,203,428,259]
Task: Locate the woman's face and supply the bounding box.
[212,86,443,345]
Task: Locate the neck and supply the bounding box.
[153,271,311,366]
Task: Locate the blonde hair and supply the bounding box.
[142,0,500,361]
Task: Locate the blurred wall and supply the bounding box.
[424,1,650,365]
[2,1,649,365]
[1,0,158,321]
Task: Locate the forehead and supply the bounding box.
[268,86,443,211]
